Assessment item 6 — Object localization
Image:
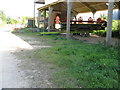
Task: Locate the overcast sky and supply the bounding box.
[0,0,57,18]
[0,0,118,19]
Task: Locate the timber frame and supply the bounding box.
[37,0,120,46]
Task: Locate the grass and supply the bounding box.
[12,27,37,33]
[14,30,119,88]
[31,35,119,88]
[12,27,62,35]
[39,32,61,35]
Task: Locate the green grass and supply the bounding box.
[12,27,37,33]
[39,32,61,35]
[31,35,119,88]
[14,28,119,88]
[12,27,62,36]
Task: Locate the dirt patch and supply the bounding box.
[0,32,55,88]
[73,35,119,45]
[13,49,55,88]
[12,35,55,88]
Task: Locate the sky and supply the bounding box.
[0,0,118,19]
[0,0,57,18]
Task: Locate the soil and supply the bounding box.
[73,35,119,45]
[0,31,55,88]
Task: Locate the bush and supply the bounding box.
[112,30,119,37]
[93,30,106,37]
[93,30,119,37]
[92,20,119,38]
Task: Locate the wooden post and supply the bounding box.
[37,10,41,28]
[44,9,46,29]
[66,0,73,39]
[48,7,53,32]
[117,1,120,48]
[92,12,96,21]
[106,0,114,46]
[33,3,35,28]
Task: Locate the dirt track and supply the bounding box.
[0,31,55,88]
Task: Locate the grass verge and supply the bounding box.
[14,32,119,88]
[39,32,61,35]
[33,35,119,88]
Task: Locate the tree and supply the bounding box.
[0,10,7,22]
[6,17,20,24]
[21,16,31,24]
[6,16,12,24]
[10,19,20,24]
[0,10,22,24]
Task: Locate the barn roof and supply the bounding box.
[38,0,119,14]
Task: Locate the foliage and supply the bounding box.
[99,13,107,20]
[112,20,119,30]
[92,20,119,38]
[37,11,49,18]
[6,16,12,24]
[21,16,31,24]
[7,18,20,24]
[0,10,20,24]
[7,16,32,24]
[30,35,119,88]
[0,10,30,24]
[93,30,106,37]
[0,10,7,22]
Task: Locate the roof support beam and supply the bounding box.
[48,7,53,32]
[115,2,120,10]
[81,2,96,14]
[66,0,73,39]
[61,3,78,16]
[106,0,115,46]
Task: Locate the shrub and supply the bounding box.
[92,20,119,38]
[93,30,106,37]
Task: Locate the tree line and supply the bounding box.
[0,10,31,25]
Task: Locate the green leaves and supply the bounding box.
[0,10,6,22]
[92,20,119,38]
